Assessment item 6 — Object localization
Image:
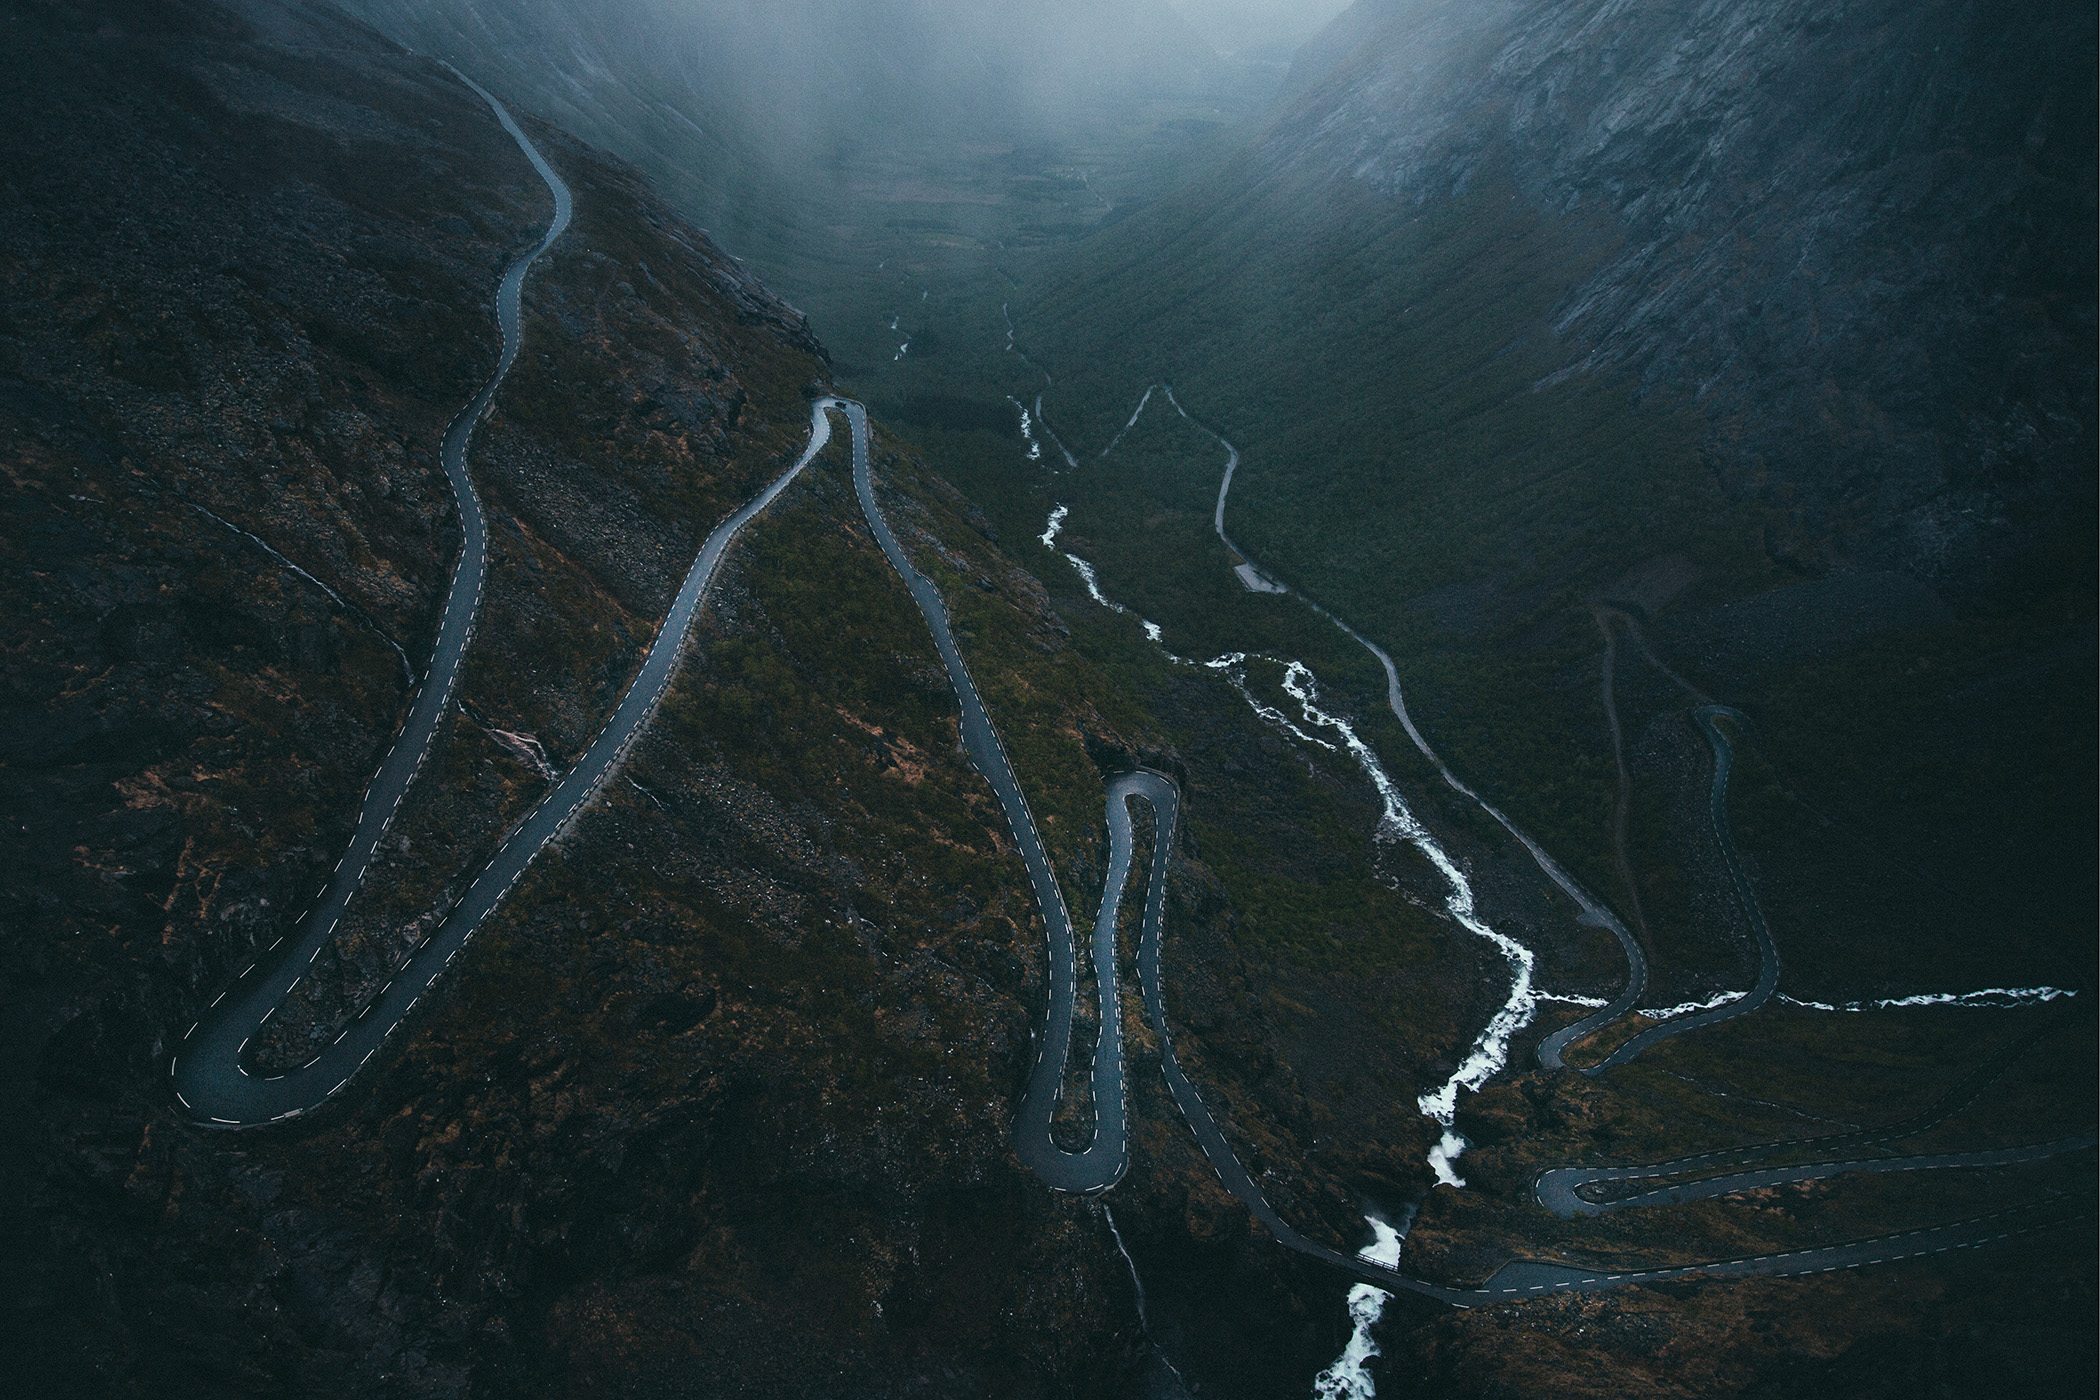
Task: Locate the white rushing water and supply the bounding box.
[1040,504,1194,656]
[1040,498,1539,1187]
[1638,990,1748,1020]
[1162,378,1638,982]
[1157,382,1577,1172]
[1040,504,1123,612]
[1011,397,1043,461]
[1779,986,2078,1012]
[1635,985,2080,1021]
[1001,306,1075,465]
[1049,382,1562,1184]
[1276,663,1537,1188]
[1204,654,1334,750]
[1311,1216,1407,1400]
[1537,991,1612,1007]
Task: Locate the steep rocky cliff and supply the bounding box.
[1269,0,2096,598]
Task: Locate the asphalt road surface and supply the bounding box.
[171,145,2089,1304]
[174,74,836,1123]
[1590,705,1778,1070]
[173,71,571,1126]
[1538,1132,2097,1216]
[842,398,1129,1194]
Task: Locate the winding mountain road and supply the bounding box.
[1472,1198,2090,1298]
[1007,374,2093,1303]
[1101,763,2094,1303]
[1588,705,1778,1070]
[173,72,568,1125]
[841,399,1127,1193]
[170,97,2090,1311]
[1103,768,2093,1302]
[174,390,837,1123]
[172,78,835,1126]
[1538,1012,2093,1214]
[1539,1132,2096,1217]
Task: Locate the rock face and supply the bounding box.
[1274,0,2096,597]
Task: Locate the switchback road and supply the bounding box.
[1589,706,1778,1070]
[173,74,836,1124]
[175,133,2090,1306]
[173,71,570,1126]
[1007,374,2094,1303]
[843,398,1129,1193]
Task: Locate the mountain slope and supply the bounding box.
[972,11,2098,1386]
[1268,0,2095,595]
[6,1,2094,1395]
[1036,0,2096,596]
[1010,0,2095,1000]
[0,2,1172,1392]
[3,7,1524,1397]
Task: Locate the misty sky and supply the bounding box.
[1168,0,1357,58]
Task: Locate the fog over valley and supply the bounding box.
[2,2,2092,1397]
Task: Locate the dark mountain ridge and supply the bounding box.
[1009,0,2095,971]
[1272,0,2096,599]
